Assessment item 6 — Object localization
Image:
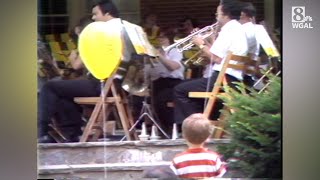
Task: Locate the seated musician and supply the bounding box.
[141,12,160,47]
[239,2,260,87]
[175,16,200,39]
[37,33,61,91]
[38,0,130,143]
[38,17,96,143]
[65,16,93,79]
[173,0,248,126]
[175,16,204,78]
[145,28,185,134]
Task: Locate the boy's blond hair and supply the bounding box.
[182,113,213,144]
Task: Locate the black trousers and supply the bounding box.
[38,78,101,137]
[152,77,183,133]
[173,71,239,124]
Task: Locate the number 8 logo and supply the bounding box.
[292,7,305,22]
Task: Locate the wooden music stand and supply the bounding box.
[74,75,137,142]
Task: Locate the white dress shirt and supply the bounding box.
[145,47,184,81]
[242,21,260,61]
[210,19,248,80]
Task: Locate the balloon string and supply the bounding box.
[100,80,107,179]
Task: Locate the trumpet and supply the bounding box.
[164,22,219,52]
[183,50,210,67]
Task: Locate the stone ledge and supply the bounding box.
[38,139,231,166]
[39,162,171,174]
[38,139,231,149]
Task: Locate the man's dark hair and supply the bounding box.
[241,2,256,18]
[159,27,176,44]
[70,16,93,44]
[92,0,119,18]
[220,0,242,20]
[181,16,199,28]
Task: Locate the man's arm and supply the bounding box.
[157,48,182,71]
[192,36,222,64]
[69,50,85,70]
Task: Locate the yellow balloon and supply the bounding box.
[79,21,123,80]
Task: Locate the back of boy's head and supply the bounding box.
[182,113,212,145]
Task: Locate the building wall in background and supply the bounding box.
[38,0,280,35]
[140,0,265,28]
[38,0,69,35]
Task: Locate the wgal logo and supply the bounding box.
[292,6,313,28]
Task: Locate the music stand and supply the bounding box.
[120,55,170,141]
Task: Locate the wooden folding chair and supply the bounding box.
[48,41,70,62]
[65,40,77,51]
[74,76,137,142]
[60,33,72,42]
[189,51,257,139]
[59,33,77,51]
[48,118,68,143]
[44,34,58,42]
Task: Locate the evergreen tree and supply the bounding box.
[217,74,281,178]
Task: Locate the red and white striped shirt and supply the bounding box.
[170,148,227,179]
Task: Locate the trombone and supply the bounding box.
[164,22,219,52]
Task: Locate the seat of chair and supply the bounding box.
[188,92,229,98]
[74,97,118,105]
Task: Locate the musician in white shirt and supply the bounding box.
[38,0,123,143]
[239,2,260,87]
[174,0,248,125]
[145,29,184,134]
[239,2,259,60]
[146,31,184,82]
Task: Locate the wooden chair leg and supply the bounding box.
[48,118,68,142]
[91,128,102,141]
[120,89,138,140]
[111,84,132,140]
[48,131,64,143]
[80,100,108,142]
[212,121,226,139]
[212,106,230,139]
[91,106,113,141]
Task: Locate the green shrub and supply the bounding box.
[217,74,281,178]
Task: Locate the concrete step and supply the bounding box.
[38,139,231,179]
[38,162,171,180]
[38,139,230,166]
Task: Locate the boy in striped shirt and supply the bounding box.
[170,113,227,179]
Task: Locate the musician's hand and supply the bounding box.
[68,50,78,61]
[68,49,84,70]
[156,48,165,58]
[192,36,205,47]
[190,28,200,34]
